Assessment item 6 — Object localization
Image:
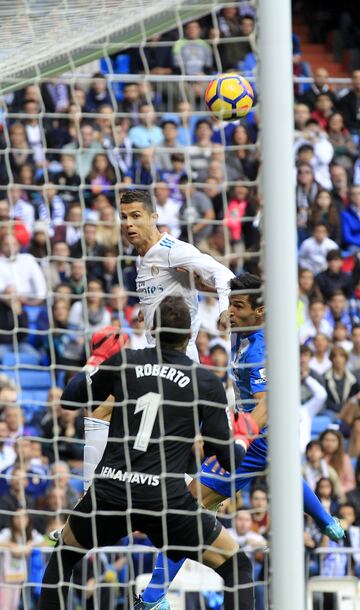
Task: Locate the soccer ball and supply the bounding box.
[204,73,254,120]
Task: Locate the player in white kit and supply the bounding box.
[80,189,234,493]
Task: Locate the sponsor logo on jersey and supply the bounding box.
[151,265,160,276]
[254,367,267,384]
[100,466,159,486]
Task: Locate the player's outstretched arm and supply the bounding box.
[251,392,267,429]
[169,242,234,315]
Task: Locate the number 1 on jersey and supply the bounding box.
[133,392,161,451]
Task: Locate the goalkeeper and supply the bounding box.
[39,296,256,610]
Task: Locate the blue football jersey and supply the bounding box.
[231,328,267,412]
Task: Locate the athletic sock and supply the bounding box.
[216,551,254,610]
[83,416,110,491]
[38,541,85,610]
[141,553,186,603]
[302,478,332,528]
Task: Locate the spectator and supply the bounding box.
[53,202,82,246]
[0,234,47,305]
[40,387,84,465]
[348,325,360,372]
[302,440,345,504]
[154,181,181,238]
[221,13,254,71]
[51,154,81,207]
[63,122,103,180]
[71,221,105,276]
[329,162,349,212]
[298,268,322,319]
[323,346,359,418]
[117,83,142,124]
[128,305,149,350]
[189,119,214,181]
[0,468,36,530]
[295,122,334,189]
[8,186,35,235]
[249,485,270,537]
[85,153,117,201]
[49,461,80,507]
[341,184,360,252]
[316,250,353,301]
[296,162,320,239]
[294,103,311,131]
[1,122,34,185]
[226,124,259,182]
[309,333,331,376]
[301,67,338,110]
[0,377,18,411]
[338,503,360,576]
[95,204,119,248]
[308,190,341,244]
[160,152,185,204]
[106,118,133,177]
[68,278,112,336]
[128,104,163,148]
[0,199,30,248]
[46,298,84,368]
[172,21,213,75]
[311,93,335,130]
[347,460,360,522]
[0,286,37,361]
[84,73,112,112]
[195,329,212,366]
[338,69,360,134]
[28,222,49,261]
[327,112,356,170]
[178,175,214,245]
[94,246,120,295]
[22,99,46,169]
[68,260,86,298]
[37,183,66,236]
[142,33,174,76]
[314,477,340,515]
[4,405,25,441]
[298,223,338,276]
[299,363,327,453]
[0,509,43,609]
[0,421,16,472]
[46,242,71,290]
[228,508,267,552]
[299,298,333,345]
[333,322,353,354]
[106,285,132,329]
[320,429,356,493]
[128,148,158,185]
[155,120,182,171]
[324,290,352,334]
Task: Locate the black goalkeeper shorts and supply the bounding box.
[68,488,222,562]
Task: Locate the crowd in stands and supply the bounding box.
[0,2,360,608]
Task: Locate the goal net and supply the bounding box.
[0,0,348,609]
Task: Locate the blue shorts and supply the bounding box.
[199,435,268,498]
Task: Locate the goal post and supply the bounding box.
[259,0,305,608]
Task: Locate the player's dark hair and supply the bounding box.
[153,296,191,347]
[230,273,263,310]
[120,189,154,214]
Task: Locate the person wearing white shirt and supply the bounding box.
[298,224,338,276]
[0,234,47,304]
[154,182,181,239]
[309,332,332,376]
[299,375,327,454]
[0,421,16,472]
[228,510,267,555]
[299,299,333,347]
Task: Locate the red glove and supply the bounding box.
[231,411,259,451]
[87,326,128,367]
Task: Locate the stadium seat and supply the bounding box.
[5,370,52,390]
[2,351,41,366]
[311,415,332,438]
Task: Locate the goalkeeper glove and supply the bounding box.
[231,411,259,452]
[86,326,128,368]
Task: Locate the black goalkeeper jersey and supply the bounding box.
[62,346,235,507]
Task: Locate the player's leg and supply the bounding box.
[39,490,128,610]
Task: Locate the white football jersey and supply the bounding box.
[136,233,234,349]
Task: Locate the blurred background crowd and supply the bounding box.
[0,0,360,608]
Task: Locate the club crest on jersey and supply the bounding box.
[151,265,159,276]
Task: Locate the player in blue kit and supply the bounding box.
[137,272,344,610]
